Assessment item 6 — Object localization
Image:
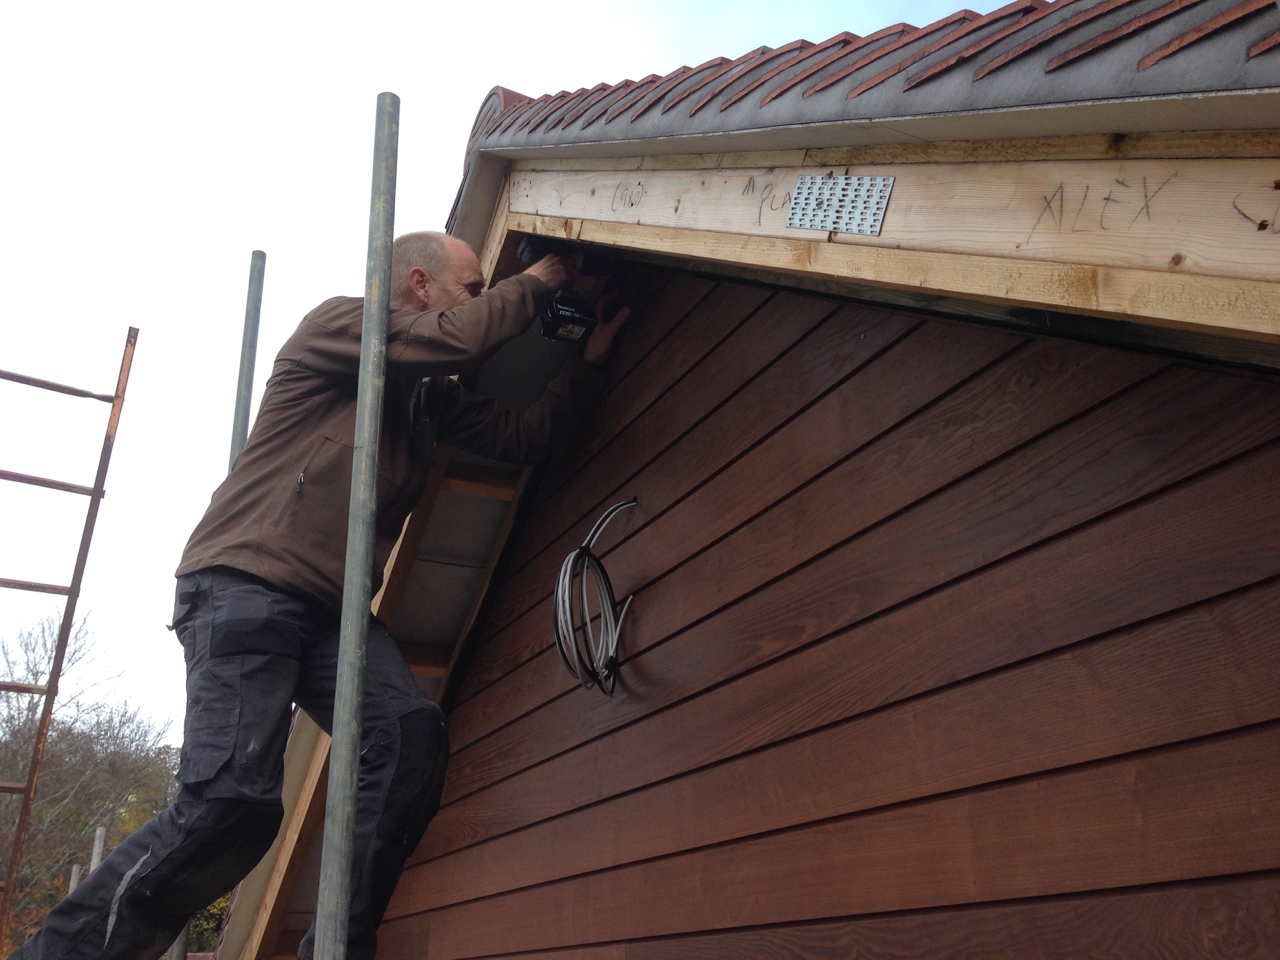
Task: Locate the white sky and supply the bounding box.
[0,0,1003,742]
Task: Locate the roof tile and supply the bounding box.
[905,0,1083,89]
[974,0,1144,80]
[1138,0,1278,69]
[804,12,979,98]
[848,1,1046,100]
[1045,0,1209,72]
[460,0,1280,166]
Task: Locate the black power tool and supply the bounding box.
[516,236,619,346]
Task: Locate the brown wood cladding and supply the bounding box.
[381,874,1280,960]
[380,273,1280,958]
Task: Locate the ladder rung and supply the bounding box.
[0,782,28,795]
[0,368,114,403]
[0,469,95,497]
[0,681,47,695]
[0,578,70,596]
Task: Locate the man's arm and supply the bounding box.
[299,256,578,378]
[435,354,603,464]
[436,305,632,462]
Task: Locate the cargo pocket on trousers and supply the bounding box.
[178,657,241,784]
[209,581,304,659]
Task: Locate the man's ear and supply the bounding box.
[408,266,431,308]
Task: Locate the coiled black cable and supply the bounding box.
[553,498,637,696]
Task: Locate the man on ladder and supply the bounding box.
[11,231,628,960]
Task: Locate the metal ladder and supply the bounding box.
[0,328,139,942]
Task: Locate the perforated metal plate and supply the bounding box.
[788,175,895,235]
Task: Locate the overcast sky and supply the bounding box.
[0,0,1004,741]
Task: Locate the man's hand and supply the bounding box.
[583,291,631,367]
[524,254,578,293]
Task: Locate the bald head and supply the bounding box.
[390,231,483,311]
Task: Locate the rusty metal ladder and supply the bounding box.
[0,328,139,942]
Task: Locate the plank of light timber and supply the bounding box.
[505,213,1280,345]
[241,726,330,960]
[506,130,1280,172]
[510,159,1280,284]
[418,725,1280,959]
[478,175,512,286]
[401,579,1280,912]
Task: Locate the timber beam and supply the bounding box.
[505,152,1280,346]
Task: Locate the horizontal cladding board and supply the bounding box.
[421,725,1280,958]
[444,335,1161,783]
[423,436,1280,860]
[597,269,691,386]
[508,289,840,586]
[464,303,920,696]
[510,159,1280,284]
[444,321,1025,768]
[399,579,1280,912]
[523,270,710,515]
[468,324,1158,708]
[565,283,771,473]
[510,212,1280,344]
[430,873,1280,960]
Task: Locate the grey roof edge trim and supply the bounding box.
[482,86,1280,160]
[448,86,1279,251]
[450,151,509,262]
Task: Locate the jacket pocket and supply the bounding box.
[269,432,406,549]
[272,436,328,529]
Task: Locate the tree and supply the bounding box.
[1,616,179,952]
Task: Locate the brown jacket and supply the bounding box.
[178,274,602,610]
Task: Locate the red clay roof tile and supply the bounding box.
[1250,28,1280,56]
[662,45,774,113]
[973,0,1144,80]
[905,0,1081,89]
[759,23,918,105]
[1138,0,1277,69]
[1045,0,1209,72]
[719,33,860,111]
[624,67,698,122]
[681,39,814,116]
[848,1,1046,99]
[804,12,979,98]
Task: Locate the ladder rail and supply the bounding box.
[0,327,139,943]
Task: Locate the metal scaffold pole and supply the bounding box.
[229,250,267,472]
[313,91,399,960]
[164,247,268,960]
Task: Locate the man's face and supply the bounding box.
[429,240,485,311]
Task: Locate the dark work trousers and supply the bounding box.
[12,566,448,960]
